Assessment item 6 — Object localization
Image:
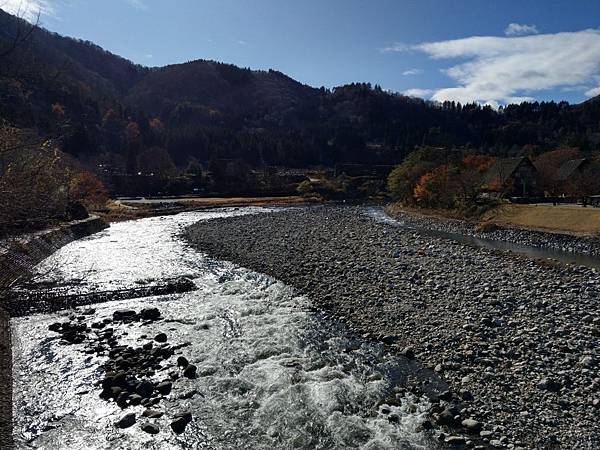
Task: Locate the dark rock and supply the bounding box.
[154,332,168,343]
[136,380,154,398]
[116,392,130,407]
[142,409,164,419]
[183,364,197,378]
[174,410,193,424]
[170,417,188,434]
[156,381,172,395]
[115,413,136,428]
[177,356,189,368]
[113,310,137,321]
[48,322,62,332]
[141,308,161,321]
[538,377,561,392]
[141,423,160,434]
[436,407,457,426]
[129,394,143,406]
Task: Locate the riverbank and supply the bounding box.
[387,204,600,258]
[0,215,108,449]
[185,206,600,449]
[98,195,321,223]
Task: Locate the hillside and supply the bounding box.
[1,8,600,171]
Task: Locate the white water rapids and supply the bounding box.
[12,208,434,449]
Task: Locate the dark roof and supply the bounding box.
[483,157,534,185]
[556,158,588,181]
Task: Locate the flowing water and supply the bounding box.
[367,207,600,270]
[12,208,434,450]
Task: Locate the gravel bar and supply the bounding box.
[185,206,600,450]
[386,207,600,258]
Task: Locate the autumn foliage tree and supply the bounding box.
[69,171,108,209]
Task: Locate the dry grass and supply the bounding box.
[96,196,321,223]
[481,204,600,236]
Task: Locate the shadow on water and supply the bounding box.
[367,207,600,270]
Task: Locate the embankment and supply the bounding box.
[0,216,108,449]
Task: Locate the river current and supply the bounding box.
[12,209,433,450]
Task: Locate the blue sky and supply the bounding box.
[4,0,600,105]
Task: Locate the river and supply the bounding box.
[11,208,435,450]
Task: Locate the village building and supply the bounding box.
[556,158,589,182]
[482,156,539,197]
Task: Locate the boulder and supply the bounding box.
[183,364,197,378]
[115,413,136,429]
[141,308,161,321]
[170,417,188,434]
[141,423,160,434]
[154,333,168,343]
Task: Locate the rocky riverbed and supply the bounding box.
[185,206,600,449]
[386,205,600,258]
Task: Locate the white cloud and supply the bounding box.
[585,86,600,98]
[504,23,539,36]
[402,68,423,76]
[409,29,600,105]
[0,0,54,21]
[403,88,433,98]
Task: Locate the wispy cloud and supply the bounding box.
[126,0,146,10]
[402,68,423,76]
[388,29,600,105]
[380,42,410,53]
[403,88,433,98]
[0,0,54,21]
[504,23,539,36]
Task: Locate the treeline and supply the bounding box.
[387,146,600,212]
[2,7,600,220]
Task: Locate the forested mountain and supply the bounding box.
[2,7,600,173]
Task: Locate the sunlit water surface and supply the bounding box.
[12,208,433,450]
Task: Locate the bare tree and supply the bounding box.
[0,1,40,62]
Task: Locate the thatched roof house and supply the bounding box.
[482,156,538,197]
[556,158,589,181]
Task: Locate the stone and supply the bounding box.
[156,381,172,395]
[537,377,561,392]
[142,409,164,419]
[141,423,160,434]
[141,308,161,321]
[462,418,483,433]
[170,417,188,434]
[129,394,143,406]
[183,364,197,378]
[136,380,154,398]
[113,310,137,321]
[446,436,466,445]
[174,410,193,424]
[115,413,136,428]
[177,356,189,368]
[154,332,168,343]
